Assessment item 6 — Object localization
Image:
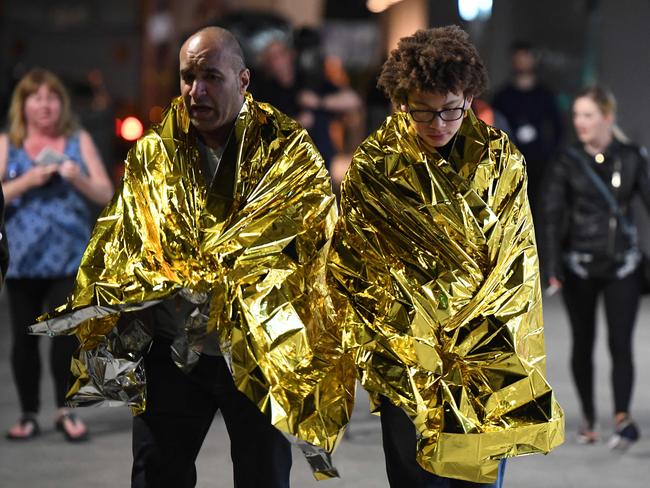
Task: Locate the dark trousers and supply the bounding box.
[379,397,505,488]
[562,268,641,425]
[131,338,292,488]
[6,277,77,413]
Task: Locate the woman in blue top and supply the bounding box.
[0,68,113,441]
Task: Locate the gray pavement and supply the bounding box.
[0,289,649,487]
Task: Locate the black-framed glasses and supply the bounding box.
[408,99,467,123]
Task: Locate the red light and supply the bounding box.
[120,116,144,141]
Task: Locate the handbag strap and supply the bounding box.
[567,146,635,237]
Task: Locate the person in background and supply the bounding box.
[251,35,361,168]
[0,68,114,441]
[330,26,563,488]
[543,85,647,450]
[492,41,563,219]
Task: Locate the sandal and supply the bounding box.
[6,416,40,440]
[55,412,89,442]
[577,428,599,444]
[577,420,599,445]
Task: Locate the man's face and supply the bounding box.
[179,37,250,142]
[261,40,295,86]
[511,49,535,75]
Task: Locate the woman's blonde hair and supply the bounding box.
[7,68,77,147]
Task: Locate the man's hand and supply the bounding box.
[297,90,321,111]
[296,110,315,129]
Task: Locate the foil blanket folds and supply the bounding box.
[31,93,355,479]
[328,110,564,483]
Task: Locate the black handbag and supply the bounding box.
[569,146,650,291]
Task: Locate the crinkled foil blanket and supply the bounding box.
[328,110,564,482]
[32,94,354,479]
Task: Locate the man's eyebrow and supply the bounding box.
[180,67,224,77]
[203,67,225,76]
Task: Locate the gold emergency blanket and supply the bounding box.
[329,110,564,483]
[32,93,355,478]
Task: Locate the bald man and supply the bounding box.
[129,27,295,488]
[31,26,348,488]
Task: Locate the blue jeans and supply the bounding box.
[379,396,506,487]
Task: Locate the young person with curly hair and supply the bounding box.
[330,26,563,488]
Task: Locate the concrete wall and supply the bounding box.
[2,0,648,149]
[598,0,650,149]
[425,0,650,149]
[0,0,140,105]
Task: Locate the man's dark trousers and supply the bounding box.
[132,337,292,488]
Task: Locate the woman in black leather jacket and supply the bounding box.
[543,85,650,449]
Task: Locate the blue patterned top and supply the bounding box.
[3,132,92,278]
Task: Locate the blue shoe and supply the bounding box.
[608,419,640,451]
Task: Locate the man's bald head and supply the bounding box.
[179,26,250,147]
[181,26,246,72]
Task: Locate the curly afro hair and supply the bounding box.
[377,25,488,106]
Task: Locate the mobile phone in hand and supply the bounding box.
[35,147,67,166]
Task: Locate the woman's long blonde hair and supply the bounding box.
[7,68,77,147]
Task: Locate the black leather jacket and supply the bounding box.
[542,139,650,280]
